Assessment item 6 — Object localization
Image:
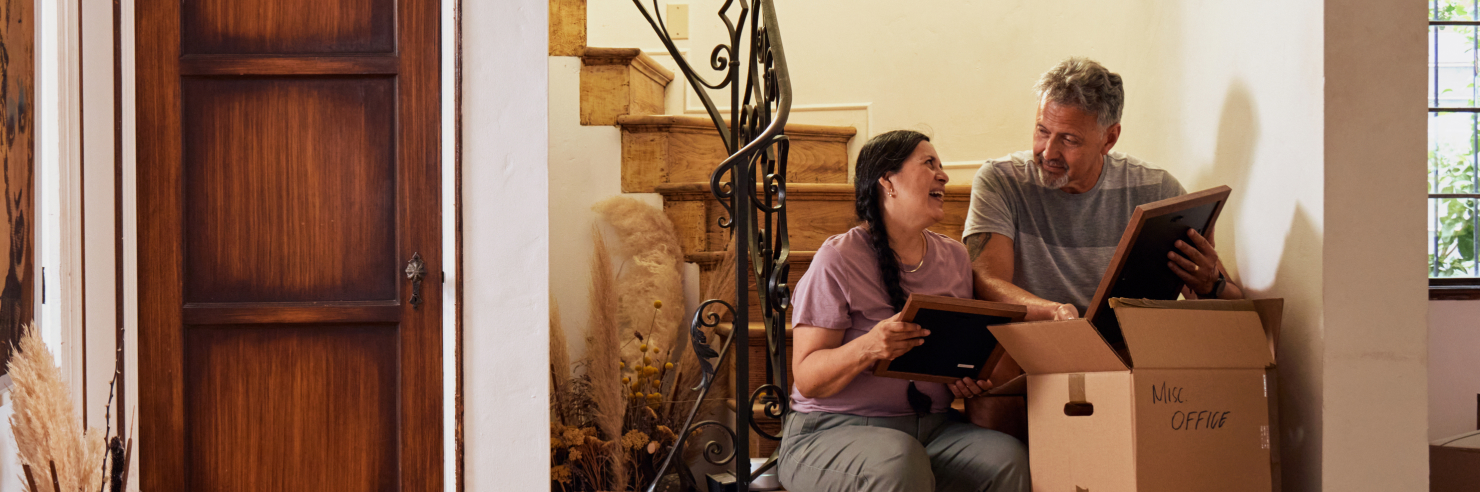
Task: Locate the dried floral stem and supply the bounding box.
[549,294,571,425]
[22,464,35,492]
[593,197,684,379]
[586,230,627,490]
[9,324,107,492]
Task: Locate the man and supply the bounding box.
[963,57,1243,323]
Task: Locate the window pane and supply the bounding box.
[1434,24,1478,107]
[1431,197,1479,278]
[1433,0,1477,22]
[1431,112,1479,194]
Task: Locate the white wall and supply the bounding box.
[1430,301,1480,441]
[460,0,549,490]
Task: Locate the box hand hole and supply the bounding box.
[1063,402,1095,417]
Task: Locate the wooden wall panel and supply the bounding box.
[184,324,398,491]
[182,78,397,303]
[183,0,394,54]
[0,0,32,372]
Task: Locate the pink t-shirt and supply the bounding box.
[789,226,974,416]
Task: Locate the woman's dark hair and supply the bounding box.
[854,130,931,312]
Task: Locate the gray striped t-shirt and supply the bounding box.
[962,150,1185,314]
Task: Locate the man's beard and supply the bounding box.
[1033,154,1070,189]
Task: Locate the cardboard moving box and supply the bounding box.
[1431,430,1480,492]
[990,300,1278,492]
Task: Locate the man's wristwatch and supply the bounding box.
[1199,272,1226,299]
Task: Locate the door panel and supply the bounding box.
[184,325,399,490]
[182,77,397,304]
[139,0,440,487]
[182,0,395,54]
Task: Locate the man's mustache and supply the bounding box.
[1034,155,1068,171]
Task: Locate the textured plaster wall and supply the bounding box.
[1322,1,1430,490]
[545,56,667,363]
[461,0,549,490]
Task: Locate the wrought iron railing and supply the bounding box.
[633,1,793,490]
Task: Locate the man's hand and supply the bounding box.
[969,232,1081,321]
[1049,303,1079,320]
[949,376,992,400]
[858,312,928,362]
[1168,229,1220,296]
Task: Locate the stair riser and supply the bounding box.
[579,48,673,126]
[668,196,970,255]
[622,121,853,193]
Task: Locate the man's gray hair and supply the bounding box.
[1034,57,1124,128]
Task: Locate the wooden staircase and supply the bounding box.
[579,40,978,460]
[665,182,975,311]
[620,115,854,193]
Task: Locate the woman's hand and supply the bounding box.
[949,376,993,400]
[858,312,929,363]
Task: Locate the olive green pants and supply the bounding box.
[777,411,1029,492]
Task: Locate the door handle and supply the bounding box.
[405,252,426,308]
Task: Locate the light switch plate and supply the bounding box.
[666,3,689,40]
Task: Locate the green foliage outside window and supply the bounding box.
[1430,0,1480,278]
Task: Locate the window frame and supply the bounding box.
[1429,8,1480,299]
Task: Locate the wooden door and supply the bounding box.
[137,0,441,489]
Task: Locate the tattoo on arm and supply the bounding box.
[965,233,991,262]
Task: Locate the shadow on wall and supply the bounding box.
[1199,80,1257,279]
[1190,80,1324,491]
[1265,205,1323,492]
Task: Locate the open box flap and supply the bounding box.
[988,319,1128,375]
[1112,304,1274,369]
[1109,298,1283,362]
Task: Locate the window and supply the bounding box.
[1430,1,1480,298]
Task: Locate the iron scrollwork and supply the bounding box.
[635,1,795,490]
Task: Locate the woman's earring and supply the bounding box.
[887,190,896,198]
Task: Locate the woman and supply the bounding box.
[777,130,1029,492]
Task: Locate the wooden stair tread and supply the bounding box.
[622,119,854,193]
[723,398,789,417]
[656,182,972,199]
[579,47,672,126]
[713,321,794,340]
[661,181,973,255]
[617,114,856,140]
[686,250,815,265]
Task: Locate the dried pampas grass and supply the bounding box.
[585,230,627,491]
[549,294,571,425]
[592,197,684,371]
[9,323,107,492]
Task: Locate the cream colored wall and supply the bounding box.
[1322,1,1429,489]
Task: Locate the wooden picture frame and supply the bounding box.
[1084,186,1232,347]
[872,294,1028,384]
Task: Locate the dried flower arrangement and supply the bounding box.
[549,197,735,492]
[8,323,132,492]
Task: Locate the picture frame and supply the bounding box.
[1083,185,1233,347]
[872,294,1028,385]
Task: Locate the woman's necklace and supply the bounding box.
[901,231,928,273]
